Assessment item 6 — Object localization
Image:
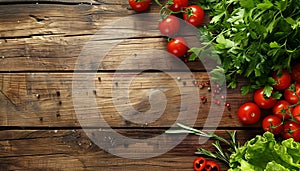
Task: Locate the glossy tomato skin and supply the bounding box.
[254,88,277,109]
[168,0,188,12]
[282,121,300,142]
[158,15,180,37]
[273,70,291,90]
[167,37,188,57]
[204,161,221,171]
[272,100,292,120]
[193,157,206,171]
[128,0,151,12]
[183,5,205,27]
[237,102,261,125]
[292,105,300,122]
[292,63,300,83]
[284,83,300,104]
[262,115,283,135]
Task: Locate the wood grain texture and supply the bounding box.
[0,1,209,71]
[0,129,261,171]
[0,36,205,71]
[0,1,259,170]
[0,72,256,127]
[0,0,100,4]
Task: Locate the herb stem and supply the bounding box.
[166,123,239,165]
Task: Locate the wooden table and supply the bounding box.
[0,0,262,170]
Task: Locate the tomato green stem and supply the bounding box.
[286,92,300,123]
[154,0,163,7]
[155,0,184,19]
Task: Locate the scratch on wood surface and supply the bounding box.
[0,90,17,108]
[29,14,46,22]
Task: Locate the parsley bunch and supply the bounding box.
[191,0,300,95]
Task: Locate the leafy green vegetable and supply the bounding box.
[265,162,290,171]
[192,0,300,94]
[229,132,300,171]
[166,124,300,170]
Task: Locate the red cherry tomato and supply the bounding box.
[204,161,221,171]
[158,15,180,37]
[272,100,293,120]
[282,121,300,142]
[254,88,277,109]
[183,5,205,27]
[272,70,291,90]
[167,37,188,57]
[292,63,300,83]
[237,102,261,125]
[128,0,151,12]
[292,105,300,122]
[262,115,283,135]
[284,83,300,104]
[168,0,188,12]
[193,157,206,171]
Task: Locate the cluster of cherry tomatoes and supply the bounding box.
[193,157,220,171]
[129,1,220,170]
[237,63,300,142]
[128,0,205,58]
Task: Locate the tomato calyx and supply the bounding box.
[254,88,277,109]
[268,121,283,130]
[279,109,289,119]
[166,0,174,5]
[184,7,195,18]
[167,0,189,13]
[282,121,300,141]
[262,115,284,135]
[183,5,205,27]
[155,0,186,17]
[289,84,297,93]
[158,15,180,37]
[286,128,296,134]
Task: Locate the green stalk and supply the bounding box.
[166,123,239,164]
[154,0,163,7]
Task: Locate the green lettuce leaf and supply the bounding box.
[265,161,289,171]
[229,132,300,171]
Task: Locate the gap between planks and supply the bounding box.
[0,129,261,170]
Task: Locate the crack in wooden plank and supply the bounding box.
[0,152,68,158]
[0,126,262,131]
[29,14,46,22]
[0,33,64,40]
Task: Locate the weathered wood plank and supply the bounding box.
[0,129,261,170]
[0,1,257,171]
[0,0,100,4]
[0,72,255,127]
[0,2,209,71]
[0,36,204,71]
